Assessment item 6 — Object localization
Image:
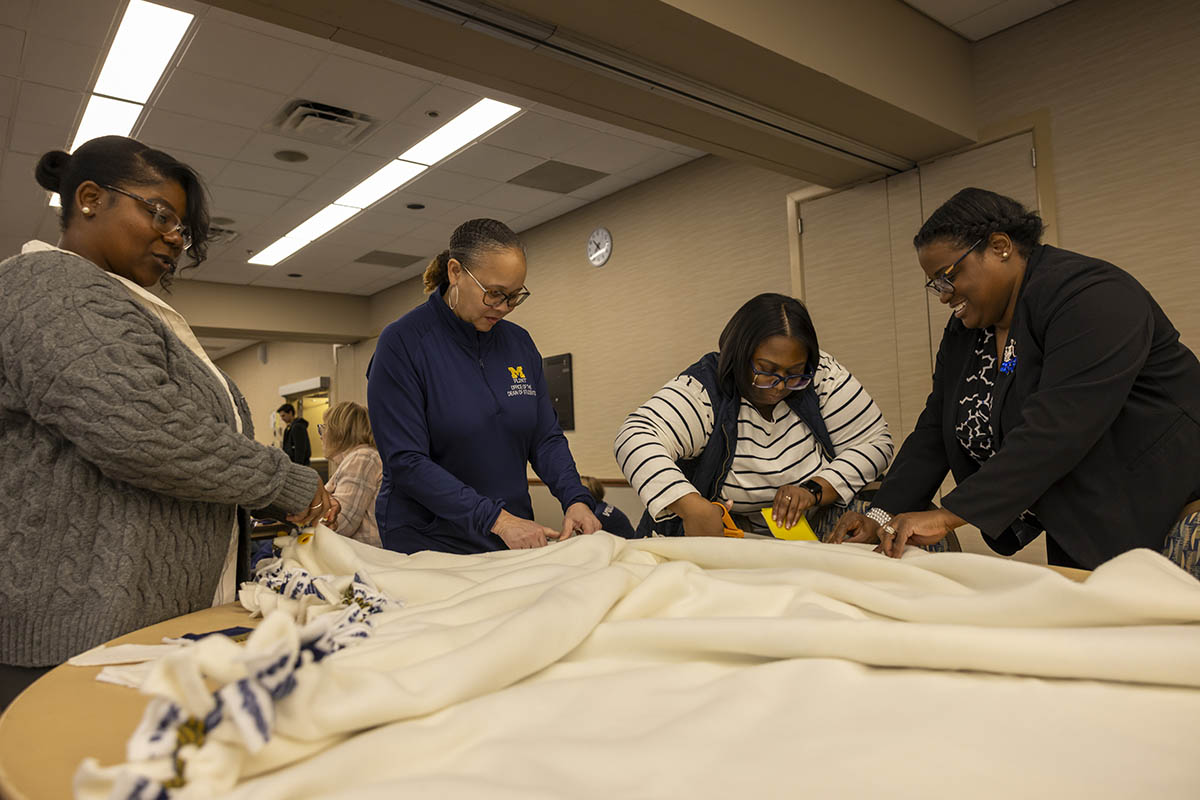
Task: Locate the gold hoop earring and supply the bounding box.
[449,284,460,311]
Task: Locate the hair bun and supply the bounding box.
[34,150,71,192]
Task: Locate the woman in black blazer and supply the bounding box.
[831,188,1200,568]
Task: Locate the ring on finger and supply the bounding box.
[882,524,896,535]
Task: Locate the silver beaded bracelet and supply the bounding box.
[865,507,893,528]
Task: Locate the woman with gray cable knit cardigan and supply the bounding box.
[0,136,334,710]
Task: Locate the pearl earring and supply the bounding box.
[81,206,91,215]
[1002,251,1009,258]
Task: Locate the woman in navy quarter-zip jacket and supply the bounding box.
[367,219,601,555]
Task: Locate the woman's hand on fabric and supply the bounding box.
[492,509,560,549]
[771,484,818,529]
[877,509,963,558]
[827,510,881,545]
[287,483,335,527]
[558,502,602,540]
[322,497,341,530]
[671,493,729,537]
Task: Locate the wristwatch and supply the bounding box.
[798,478,824,505]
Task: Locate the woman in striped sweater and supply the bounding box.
[615,293,893,538]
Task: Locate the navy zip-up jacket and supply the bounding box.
[367,292,593,554]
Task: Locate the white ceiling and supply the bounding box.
[903,0,1075,40]
[0,0,705,296]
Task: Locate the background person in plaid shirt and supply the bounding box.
[320,402,383,547]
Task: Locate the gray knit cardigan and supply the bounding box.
[0,249,321,666]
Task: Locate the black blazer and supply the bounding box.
[873,245,1200,568]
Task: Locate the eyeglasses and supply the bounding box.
[924,237,982,296]
[751,366,814,391]
[102,184,192,250]
[460,264,531,309]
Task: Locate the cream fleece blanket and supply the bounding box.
[76,529,1200,799]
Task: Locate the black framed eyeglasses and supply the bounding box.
[924,237,983,296]
[751,367,814,391]
[102,184,192,250]
[461,264,531,309]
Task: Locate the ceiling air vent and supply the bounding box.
[272,100,377,147]
[208,226,239,247]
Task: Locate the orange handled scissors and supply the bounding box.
[712,500,744,538]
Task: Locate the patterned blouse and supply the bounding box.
[955,327,1043,532]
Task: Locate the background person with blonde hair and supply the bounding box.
[320,401,383,547]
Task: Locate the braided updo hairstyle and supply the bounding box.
[35,136,211,272]
[422,218,525,294]
[914,188,1044,259]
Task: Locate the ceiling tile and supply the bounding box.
[329,42,446,85]
[21,34,99,93]
[234,132,349,176]
[186,259,257,285]
[952,0,1056,40]
[0,76,19,118]
[903,0,995,25]
[0,2,32,30]
[382,232,444,260]
[178,21,325,95]
[296,152,389,202]
[27,0,119,49]
[616,149,697,182]
[509,195,588,232]
[406,217,466,244]
[391,84,480,133]
[203,7,337,52]
[242,197,325,238]
[482,112,600,159]
[472,182,560,214]
[155,69,287,131]
[566,171,643,202]
[405,169,499,203]
[508,160,607,194]
[293,54,434,122]
[440,144,542,182]
[372,190,460,219]
[139,109,255,159]
[9,117,69,154]
[556,132,664,174]
[353,118,426,159]
[438,203,519,226]
[440,76,531,110]
[164,148,230,189]
[208,184,288,217]
[317,225,397,253]
[334,209,423,238]
[16,81,82,128]
[215,161,313,196]
[0,26,24,78]
[0,151,49,238]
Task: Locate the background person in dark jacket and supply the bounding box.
[367,219,601,554]
[278,403,311,466]
[831,188,1200,569]
[580,476,639,539]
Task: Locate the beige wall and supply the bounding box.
[347,155,806,477]
[973,0,1200,350]
[217,341,336,447]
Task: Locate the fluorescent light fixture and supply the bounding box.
[94,0,193,103]
[248,97,521,266]
[248,237,308,266]
[69,94,144,152]
[285,204,361,243]
[335,160,427,209]
[399,98,521,165]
